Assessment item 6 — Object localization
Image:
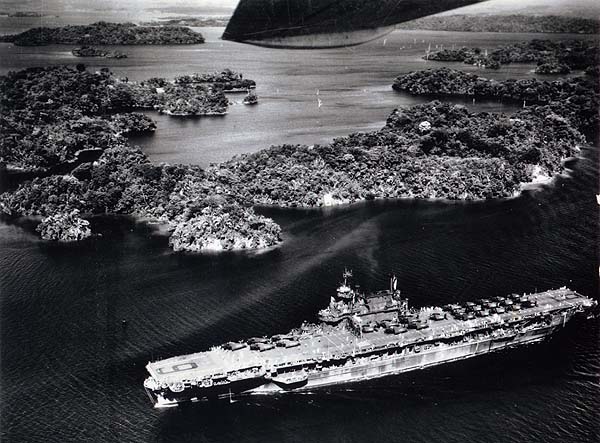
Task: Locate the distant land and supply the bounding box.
[0,21,205,46]
[424,39,598,72]
[0,11,56,18]
[140,16,230,27]
[398,14,600,34]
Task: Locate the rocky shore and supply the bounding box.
[0,21,205,46]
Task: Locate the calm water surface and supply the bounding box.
[0,28,598,443]
[1,28,595,166]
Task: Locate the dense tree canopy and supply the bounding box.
[1,50,596,250]
[425,39,598,72]
[0,66,276,250]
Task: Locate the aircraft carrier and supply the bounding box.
[144,272,597,407]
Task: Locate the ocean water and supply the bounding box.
[0,28,598,443]
[0,28,594,166]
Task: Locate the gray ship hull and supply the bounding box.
[144,286,596,408]
[249,323,560,395]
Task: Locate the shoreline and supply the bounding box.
[1,44,597,252]
[0,144,588,250]
[160,110,228,117]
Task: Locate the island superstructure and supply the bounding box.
[144,272,597,407]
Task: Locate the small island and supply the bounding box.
[243,91,258,105]
[174,69,256,92]
[7,11,56,18]
[72,46,127,59]
[0,21,205,46]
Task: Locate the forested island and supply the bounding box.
[0,65,277,249]
[0,66,240,173]
[174,69,256,92]
[392,67,599,132]
[0,21,205,46]
[1,61,596,250]
[72,46,127,59]
[5,12,49,18]
[243,91,258,105]
[398,14,599,34]
[425,39,599,72]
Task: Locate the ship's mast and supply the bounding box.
[390,274,398,293]
[343,268,353,287]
